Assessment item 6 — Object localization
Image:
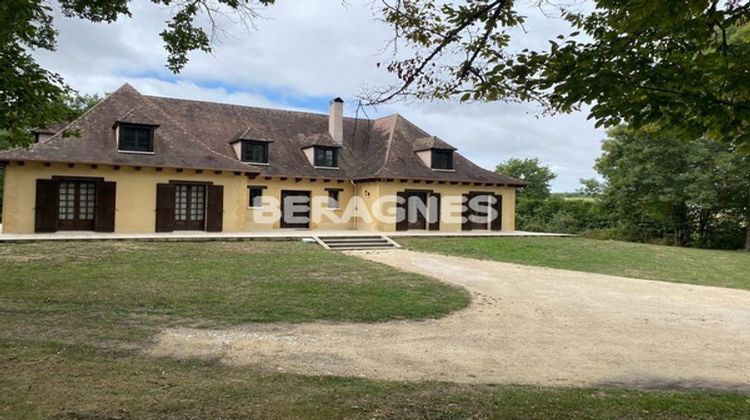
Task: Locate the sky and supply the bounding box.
[33,0,605,192]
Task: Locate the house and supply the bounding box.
[0,84,525,234]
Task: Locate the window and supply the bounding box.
[249,187,264,208]
[118,124,154,153]
[431,149,454,170]
[327,190,340,209]
[314,147,338,168]
[58,182,76,221]
[241,141,268,164]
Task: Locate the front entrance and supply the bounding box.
[280,190,311,229]
[174,183,206,230]
[396,191,440,231]
[57,180,96,230]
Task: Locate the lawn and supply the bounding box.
[3,340,749,419]
[400,237,750,290]
[1,240,748,418]
[0,241,469,325]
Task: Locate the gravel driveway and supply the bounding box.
[149,249,750,391]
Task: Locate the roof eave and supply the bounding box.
[0,157,260,176]
[351,176,525,187]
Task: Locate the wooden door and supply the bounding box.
[155,183,176,232]
[396,191,430,231]
[280,190,311,228]
[35,179,59,233]
[396,192,409,231]
[428,193,441,231]
[491,193,503,231]
[174,184,206,230]
[463,192,493,231]
[94,181,116,232]
[206,185,224,232]
[57,180,96,231]
[407,192,428,230]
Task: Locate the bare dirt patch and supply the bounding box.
[149,250,750,391]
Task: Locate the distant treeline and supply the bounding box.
[498,127,750,250]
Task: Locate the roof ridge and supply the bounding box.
[144,94,385,123]
[373,114,400,177]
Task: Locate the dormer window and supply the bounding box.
[314,147,338,168]
[118,124,155,153]
[241,141,269,164]
[413,136,457,171]
[431,149,454,170]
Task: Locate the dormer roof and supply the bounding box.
[299,133,343,149]
[412,136,457,152]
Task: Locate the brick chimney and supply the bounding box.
[329,97,344,144]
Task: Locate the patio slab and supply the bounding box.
[0,224,569,243]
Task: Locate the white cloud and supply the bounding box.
[34,0,605,191]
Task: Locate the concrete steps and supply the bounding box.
[314,235,400,251]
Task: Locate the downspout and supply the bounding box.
[351,180,358,231]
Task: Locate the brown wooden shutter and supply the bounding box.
[491,193,503,231]
[396,192,409,231]
[461,193,472,231]
[206,184,224,232]
[94,181,116,232]
[428,192,441,231]
[34,179,58,233]
[155,183,176,232]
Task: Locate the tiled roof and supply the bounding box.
[0,84,526,186]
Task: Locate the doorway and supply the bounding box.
[174,183,206,230]
[396,191,439,231]
[463,193,502,231]
[57,180,96,231]
[280,190,311,229]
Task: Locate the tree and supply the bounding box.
[0,93,102,146]
[377,0,750,248]
[496,158,556,200]
[0,92,99,221]
[496,159,611,234]
[374,1,750,150]
[577,178,604,196]
[0,0,275,146]
[596,126,750,249]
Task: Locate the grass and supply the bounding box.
[400,236,750,290]
[1,240,749,418]
[3,340,749,419]
[0,241,469,325]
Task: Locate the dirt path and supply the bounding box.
[149,250,750,391]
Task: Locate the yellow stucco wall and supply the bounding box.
[2,162,249,233]
[1,162,516,234]
[354,181,382,231]
[246,177,355,230]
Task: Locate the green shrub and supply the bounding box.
[516,197,611,234]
